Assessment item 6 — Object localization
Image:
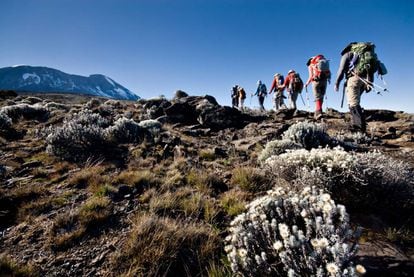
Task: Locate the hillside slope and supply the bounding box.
[0,92,413,276]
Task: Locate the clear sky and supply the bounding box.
[1,0,413,112]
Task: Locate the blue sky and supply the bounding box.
[1,0,413,112]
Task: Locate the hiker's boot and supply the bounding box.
[349,105,366,132]
[314,109,322,120]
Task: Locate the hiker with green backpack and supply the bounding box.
[335,42,387,132]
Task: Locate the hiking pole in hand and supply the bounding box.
[299,92,306,106]
[305,86,310,110]
[341,82,346,108]
[351,72,389,93]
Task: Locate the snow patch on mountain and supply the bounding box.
[22,73,41,84]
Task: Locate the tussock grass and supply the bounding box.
[199,148,216,161]
[230,166,271,193]
[112,214,220,276]
[219,188,250,217]
[149,187,220,222]
[67,165,108,193]
[49,196,112,250]
[114,169,159,193]
[0,254,38,277]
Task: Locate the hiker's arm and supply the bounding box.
[269,79,276,93]
[305,66,312,86]
[335,52,350,91]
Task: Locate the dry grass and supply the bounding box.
[67,165,109,193]
[219,188,250,217]
[0,254,38,277]
[17,196,67,221]
[186,170,227,195]
[149,187,221,222]
[230,166,271,193]
[49,196,112,250]
[199,149,217,161]
[112,214,220,276]
[114,169,159,193]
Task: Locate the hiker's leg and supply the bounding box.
[346,76,365,130]
[291,91,298,110]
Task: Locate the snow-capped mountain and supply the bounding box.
[0,65,139,100]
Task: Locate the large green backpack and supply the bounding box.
[349,42,379,76]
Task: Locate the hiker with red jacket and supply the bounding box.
[305,55,331,120]
[335,42,387,132]
[269,73,287,111]
[282,69,303,113]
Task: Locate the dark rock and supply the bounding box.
[0,90,18,99]
[365,109,397,122]
[174,90,189,99]
[164,102,197,124]
[117,184,132,197]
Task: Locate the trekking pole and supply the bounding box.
[351,72,389,93]
[305,86,310,110]
[341,82,346,108]
[299,93,306,106]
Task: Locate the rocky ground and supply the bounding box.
[0,91,413,276]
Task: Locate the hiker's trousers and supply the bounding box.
[311,79,327,101]
[346,75,364,107]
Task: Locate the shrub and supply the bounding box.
[0,112,12,130]
[265,147,414,219]
[258,139,302,163]
[44,102,69,111]
[282,121,330,150]
[113,214,220,276]
[85,98,102,109]
[105,117,143,143]
[45,111,112,162]
[265,147,355,185]
[225,186,362,276]
[138,119,162,138]
[0,103,49,121]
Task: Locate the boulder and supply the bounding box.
[365,109,397,122]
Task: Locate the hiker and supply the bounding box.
[231,85,239,108]
[305,54,331,120]
[282,70,303,112]
[238,86,247,111]
[269,73,287,111]
[254,80,267,111]
[334,42,386,132]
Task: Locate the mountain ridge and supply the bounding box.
[0,65,139,100]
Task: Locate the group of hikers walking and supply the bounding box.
[231,42,387,132]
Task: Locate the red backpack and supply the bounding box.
[309,55,331,81]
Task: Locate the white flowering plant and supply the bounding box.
[0,103,50,121]
[258,139,302,163]
[105,117,143,143]
[265,147,414,219]
[0,112,12,130]
[281,121,331,150]
[225,186,363,276]
[46,110,112,161]
[265,147,355,184]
